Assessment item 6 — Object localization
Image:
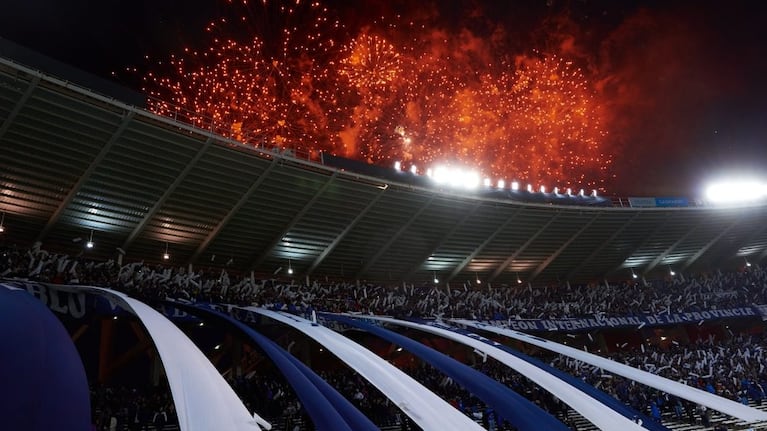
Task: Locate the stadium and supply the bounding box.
[3,3,767,431]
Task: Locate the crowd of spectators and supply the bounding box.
[90,384,176,430]
[3,244,767,321]
[4,244,767,430]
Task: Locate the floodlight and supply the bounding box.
[526,184,533,192]
[498,179,506,189]
[464,171,480,189]
[394,161,401,171]
[410,165,417,175]
[540,185,546,193]
[433,166,450,185]
[705,179,767,204]
[553,187,559,194]
[510,181,519,191]
[483,178,492,187]
[566,188,572,196]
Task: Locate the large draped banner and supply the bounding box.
[166,302,378,431]
[31,285,270,431]
[353,315,649,431]
[325,313,570,431]
[0,284,91,431]
[245,307,487,431]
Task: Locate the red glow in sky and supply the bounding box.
[143,1,614,191]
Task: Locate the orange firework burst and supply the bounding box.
[143,0,343,156]
[144,1,614,190]
[340,34,403,92]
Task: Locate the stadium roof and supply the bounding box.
[2,55,767,286]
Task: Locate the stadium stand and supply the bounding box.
[4,45,767,431]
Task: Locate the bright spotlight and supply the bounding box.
[484,178,492,187]
[539,185,546,193]
[579,189,585,197]
[526,184,533,192]
[511,181,519,191]
[410,165,417,175]
[566,188,572,196]
[86,241,94,249]
[498,179,506,189]
[591,189,598,197]
[394,161,401,171]
[553,187,559,194]
[433,166,450,185]
[464,171,480,189]
[705,179,767,204]
[426,168,433,178]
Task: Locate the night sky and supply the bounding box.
[1,0,766,197]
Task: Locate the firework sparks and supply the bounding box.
[144,1,613,190]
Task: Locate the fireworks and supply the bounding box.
[340,34,403,92]
[143,1,613,190]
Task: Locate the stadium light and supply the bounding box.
[540,185,546,193]
[566,188,572,196]
[426,168,433,178]
[705,179,767,204]
[526,184,533,192]
[553,187,559,195]
[86,230,94,249]
[394,161,401,171]
[464,171,480,189]
[429,165,481,190]
[498,179,506,189]
[410,165,417,175]
[511,181,519,191]
[432,165,450,185]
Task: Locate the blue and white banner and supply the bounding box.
[493,307,758,332]
[325,313,570,431]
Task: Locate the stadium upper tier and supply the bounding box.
[1,53,767,285]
